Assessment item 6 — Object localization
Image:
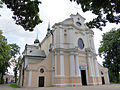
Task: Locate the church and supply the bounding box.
[18,13,110,88]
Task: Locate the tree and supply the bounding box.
[9,44,20,58]
[1,0,42,31]
[99,28,120,82]
[9,44,20,83]
[0,0,2,8]
[71,0,120,30]
[13,56,22,83]
[0,34,10,84]
[0,30,2,35]
[0,31,20,84]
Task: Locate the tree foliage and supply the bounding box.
[99,28,120,82]
[0,32,20,84]
[71,0,120,30]
[0,0,2,8]
[9,44,20,58]
[9,44,20,83]
[13,56,22,83]
[0,34,10,84]
[1,0,42,31]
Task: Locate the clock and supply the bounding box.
[76,22,81,27]
[78,38,84,49]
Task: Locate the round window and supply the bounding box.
[78,38,84,49]
[40,68,44,73]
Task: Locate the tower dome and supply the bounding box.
[34,34,40,44]
[34,38,40,44]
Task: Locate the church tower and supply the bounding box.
[34,34,40,46]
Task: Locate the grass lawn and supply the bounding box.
[10,83,21,88]
[111,82,120,84]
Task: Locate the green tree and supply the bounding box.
[0,30,2,35]
[71,0,120,30]
[9,44,20,58]
[99,28,120,82]
[1,0,42,31]
[0,32,20,84]
[13,56,22,83]
[9,44,20,83]
[0,0,2,8]
[0,34,10,84]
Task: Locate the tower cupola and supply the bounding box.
[34,34,40,45]
[46,22,51,36]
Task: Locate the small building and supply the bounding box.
[4,74,15,83]
[18,13,110,88]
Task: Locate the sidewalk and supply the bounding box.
[0,84,120,90]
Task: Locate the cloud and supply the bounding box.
[0,4,44,53]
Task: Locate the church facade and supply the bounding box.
[18,13,110,88]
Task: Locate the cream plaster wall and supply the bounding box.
[41,35,52,56]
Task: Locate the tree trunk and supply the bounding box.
[18,69,21,85]
[0,74,4,84]
[116,71,119,82]
[15,71,17,83]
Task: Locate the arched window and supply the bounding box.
[78,38,84,49]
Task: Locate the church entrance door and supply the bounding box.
[101,77,105,85]
[81,70,87,85]
[38,76,44,87]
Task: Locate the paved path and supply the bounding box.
[0,84,120,90]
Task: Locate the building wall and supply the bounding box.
[41,35,52,56]
[23,53,53,88]
[19,13,110,88]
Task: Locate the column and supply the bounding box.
[107,71,110,84]
[24,71,27,87]
[55,54,57,76]
[85,66,89,85]
[76,55,81,76]
[86,33,90,48]
[54,27,57,48]
[68,26,74,48]
[70,53,75,76]
[59,25,64,48]
[52,53,55,85]
[91,35,96,53]
[25,57,28,68]
[95,59,99,77]
[91,58,95,76]
[60,51,64,76]
[59,25,64,76]
[88,56,94,77]
[28,70,32,87]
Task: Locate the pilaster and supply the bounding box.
[70,52,75,76]
[28,70,32,87]
[60,51,64,76]
[76,55,81,76]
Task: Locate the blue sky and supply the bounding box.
[0,0,120,74]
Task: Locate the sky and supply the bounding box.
[0,0,120,75]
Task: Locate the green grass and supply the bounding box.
[0,83,10,85]
[10,83,21,88]
[111,82,120,84]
